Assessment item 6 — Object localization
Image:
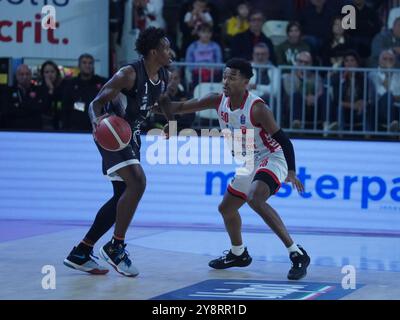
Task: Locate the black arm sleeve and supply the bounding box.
[272,129,296,172]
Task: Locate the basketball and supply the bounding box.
[95,115,132,151]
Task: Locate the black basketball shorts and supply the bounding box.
[95,133,141,181]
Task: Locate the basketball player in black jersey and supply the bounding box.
[64,27,173,277]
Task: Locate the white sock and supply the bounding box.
[287,243,303,255]
[231,244,245,256]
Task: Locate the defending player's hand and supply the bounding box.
[285,170,304,193]
[150,102,162,114]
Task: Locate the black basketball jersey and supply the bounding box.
[120,59,169,133]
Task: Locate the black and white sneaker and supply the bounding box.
[209,248,252,269]
[99,241,139,277]
[64,246,109,275]
[287,245,310,280]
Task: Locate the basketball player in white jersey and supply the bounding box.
[161,58,310,280]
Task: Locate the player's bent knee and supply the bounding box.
[247,193,264,211]
[124,172,146,195]
[218,202,227,215]
[127,177,146,195]
[218,203,239,220]
[218,202,232,216]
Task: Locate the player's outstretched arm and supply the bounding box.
[251,102,304,193]
[158,93,174,122]
[88,66,136,129]
[157,92,221,115]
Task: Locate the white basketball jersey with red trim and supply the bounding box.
[217,91,282,161]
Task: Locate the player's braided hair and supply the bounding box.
[135,27,166,57]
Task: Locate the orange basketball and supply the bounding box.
[95,115,132,151]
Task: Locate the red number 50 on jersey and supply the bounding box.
[220,111,229,123]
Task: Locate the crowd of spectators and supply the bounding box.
[0,54,106,132]
[173,0,400,133]
[138,0,400,134]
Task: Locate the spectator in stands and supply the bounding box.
[110,0,126,46]
[168,68,195,131]
[62,54,107,131]
[37,60,64,130]
[248,43,280,103]
[369,49,400,131]
[133,0,151,31]
[246,0,296,21]
[212,0,292,21]
[229,10,276,63]
[185,23,223,86]
[133,0,165,31]
[298,0,338,55]
[330,50,369,130]
[281,51,326,129]
[222,1,250,58]
[145,0,165,29]
[210,0,242,22]
[225,1,250,38]
[2,64,43,130]
[180,0,214,58]
[387,5,400,30]
[321,16,356,68]
[347,0,382,60]
[370,16,400,67]
[275,21,311,67]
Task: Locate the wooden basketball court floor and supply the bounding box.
[0,219,399,300]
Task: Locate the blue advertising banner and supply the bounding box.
[0,132,399,234]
